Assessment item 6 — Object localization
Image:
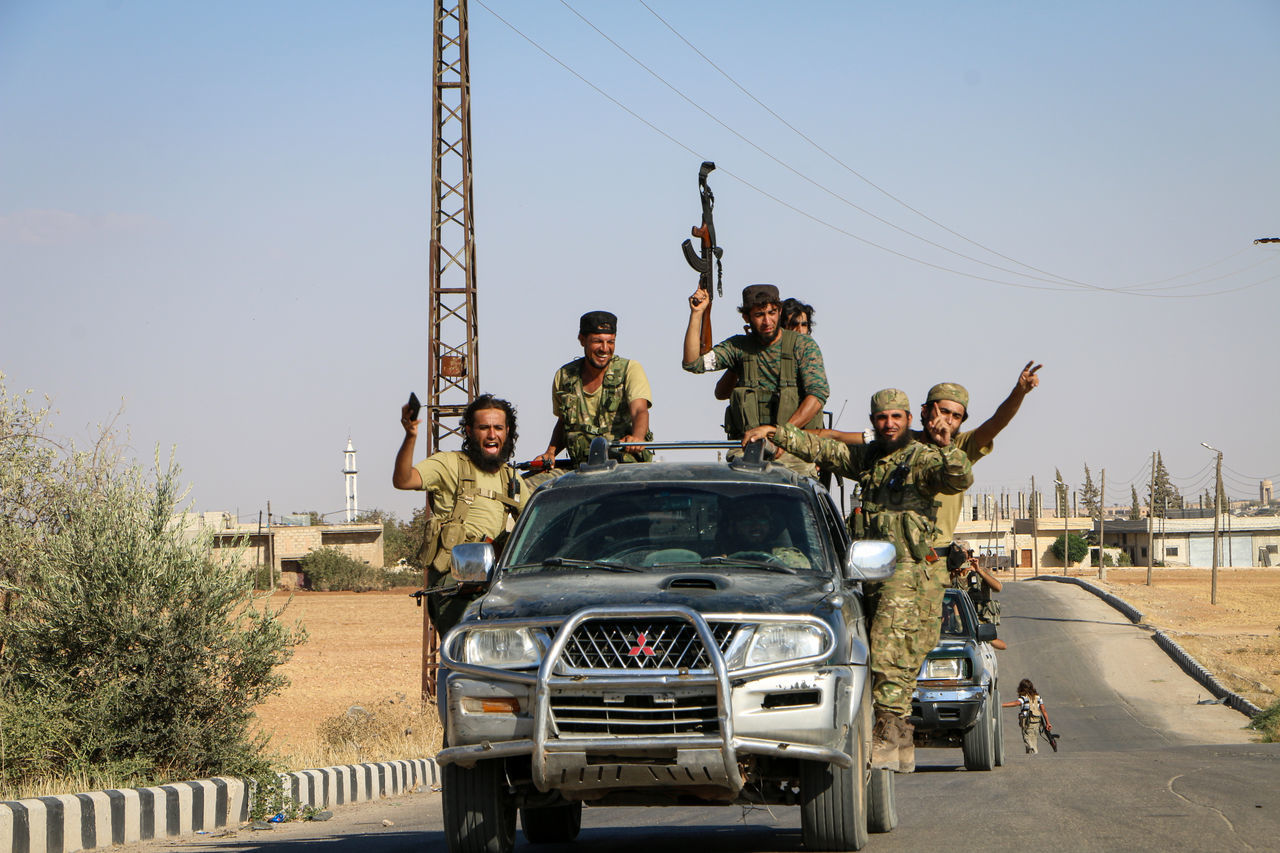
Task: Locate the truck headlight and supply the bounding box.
[745,623,826,666]
[462,627,545,669]
[919,656,969,680]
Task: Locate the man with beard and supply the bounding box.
[821,362,1042,549]
[393,394,524,635]
[539,311,653,467]
[683,284,828,476]
[742,389,973,773]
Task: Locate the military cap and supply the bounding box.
[925,382,970,420]
[870,388,911,415]
[739,284,781,311]
[579,310,617,336]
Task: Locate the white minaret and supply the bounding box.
[344,437,358,522]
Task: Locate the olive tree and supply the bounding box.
[0,374,304,794]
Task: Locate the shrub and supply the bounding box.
[0,375,305,796]
[1248,700,1280,743]
[300,547,387,592]
[1050,533,1089,565]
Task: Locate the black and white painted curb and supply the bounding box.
[0,758,437,853]
[1031,574,1263,718]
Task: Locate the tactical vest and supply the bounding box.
[554,356,653,463]
[854,441,942,563]
[418,452,522,575]
[723,329,823,439]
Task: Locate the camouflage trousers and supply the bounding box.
[864,558,948,717]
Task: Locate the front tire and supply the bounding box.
[866,768,897,833]
[961,690,996,771]
[443,760,516,853]
[800,712,869,851]
[992,685,1005,767]
[521,802,583,844]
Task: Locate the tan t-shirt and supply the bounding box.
[931,430,992,546]
[413,451,519,540]
[550,358,653,423]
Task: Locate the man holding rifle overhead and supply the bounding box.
[682,283,829,477]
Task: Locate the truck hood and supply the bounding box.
[477,569,837,621]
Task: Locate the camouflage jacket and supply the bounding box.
[553,355,653,464]
[772,426,973,563]
[682,329,829,438]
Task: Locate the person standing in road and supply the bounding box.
[393,394,524,637]
[684,284,828,477]
[742,389,974,773]
[949,543,1008,650]
[540,311,653,467]
[1003,678,1052,754]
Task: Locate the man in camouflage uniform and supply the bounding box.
[683,284,828,476]
[743,389,973,773]
[393,394,525,636]
[539,311,653,467]
[818,362,1042,549]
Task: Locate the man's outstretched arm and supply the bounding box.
[970,361,1041,449]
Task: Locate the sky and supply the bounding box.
[2,0,1278,524]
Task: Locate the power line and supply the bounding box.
[480,1,1280,299]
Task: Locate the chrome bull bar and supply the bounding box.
[437,606,840,792]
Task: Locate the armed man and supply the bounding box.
[821,361,1042,549]
[683,284,828,476]
[539,311,653,467]
[743,389,973,773]
[393,394,524,636]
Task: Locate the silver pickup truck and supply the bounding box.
[435,442,899,852]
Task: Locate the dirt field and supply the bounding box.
[253,569,1279,767]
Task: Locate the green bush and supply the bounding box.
[1050,532,1089,565]
[1248,700,1280,743]
[300,547,387,592]
[0,375,305,796]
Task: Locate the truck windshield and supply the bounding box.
[503,483,827,573]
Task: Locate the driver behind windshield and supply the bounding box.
[715,498,811,569]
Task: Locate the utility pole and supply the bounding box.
[423,0,479,702]
[1146,451,1156,586]
[1099,468,1107,581]
[1030,476,1039,576]
[1056,476,1069,575]
[1203,443,1222,605]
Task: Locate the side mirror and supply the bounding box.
[977,624,998,643]
[450,542,496,585]
[844,540,897,582]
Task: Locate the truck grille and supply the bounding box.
[550,693,720,736]
[559,620,735,671]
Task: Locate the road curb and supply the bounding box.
[1028,574,1263,719]
[0,758,438,853]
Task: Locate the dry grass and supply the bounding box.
[251,588,442,769]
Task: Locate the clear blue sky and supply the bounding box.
[3,1,1277,522]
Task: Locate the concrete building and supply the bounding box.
[182,512,385,588]
[1098,515,1280,567]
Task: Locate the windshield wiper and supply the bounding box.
[698,556,797,574]
[538,557,643,573]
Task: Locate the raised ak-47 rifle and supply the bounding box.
[681,161,724,354]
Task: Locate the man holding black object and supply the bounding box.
[393,394,524,636]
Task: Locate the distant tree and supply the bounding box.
[1081,464,1102,520]
[1129,486,1142,521]
[1146,451,1183,518]
[1054,468,1069,517]
[1051,533,1089,565]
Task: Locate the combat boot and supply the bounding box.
[870,711,900,772]
[897,717,916,773]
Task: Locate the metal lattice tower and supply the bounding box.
[427,0,479,455]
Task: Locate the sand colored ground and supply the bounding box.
[253,569,1279,766]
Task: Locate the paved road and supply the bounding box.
[129,580,1280,853]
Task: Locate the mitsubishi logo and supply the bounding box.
[627,632,656,657]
